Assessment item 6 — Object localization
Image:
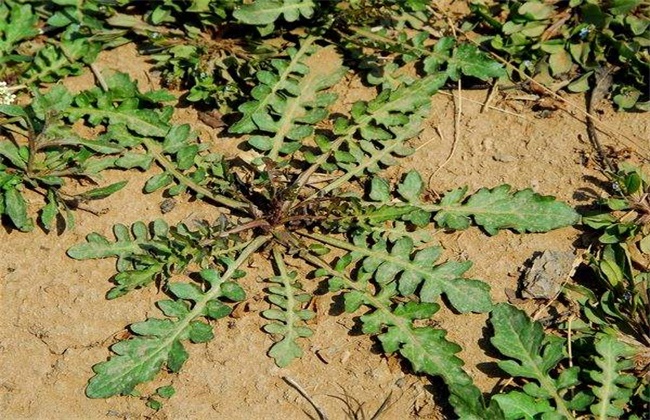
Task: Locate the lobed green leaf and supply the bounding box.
[234,0,315,26]
[262,249,315,367]
[490,303,575,418]
[589,334,638,419]
[430,185,580,235]
[86,237,268,398]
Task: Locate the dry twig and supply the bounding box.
[283,376,329,420]
[430,80,462,181]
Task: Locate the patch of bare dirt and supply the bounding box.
[1,40,648,420]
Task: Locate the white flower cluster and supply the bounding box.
[0,81,17,105]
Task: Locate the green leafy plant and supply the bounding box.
[572,165,649,371]
[473,303,645,419]
[63,35,583,416]
[2,1,646,417]
[0,2,40,79]
[490,164,650,420]
[468,0,650,109]
[332,11,507,87]
[0,73,189,231]
[0,0,131,86]
[105,1,275,111]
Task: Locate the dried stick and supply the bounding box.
[481,82,499,114]
[283,376,329,420]
[430,80,462,180]
[90,63,109,92]
[586,67,616,173]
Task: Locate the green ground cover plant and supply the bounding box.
[467,0,649,110]
[0,0,647,418]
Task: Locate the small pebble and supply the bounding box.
[493,153,517,163]
[160,198,176,214]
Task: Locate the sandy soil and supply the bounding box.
[1,39,648,420]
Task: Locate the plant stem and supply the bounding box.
[26,126,37,174]
[0,120,28,136]
[141,137,249,211]
[210,240,255,260]
[218,219,270,237]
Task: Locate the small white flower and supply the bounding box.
[0,81,18,105]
